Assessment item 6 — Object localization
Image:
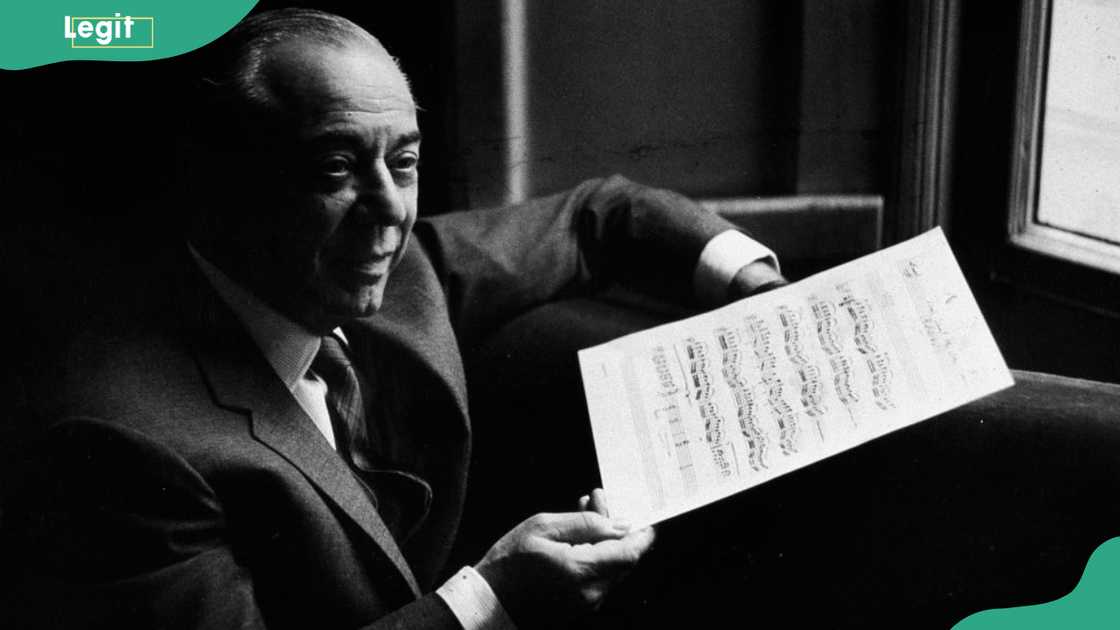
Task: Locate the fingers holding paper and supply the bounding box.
[477,491,655,626]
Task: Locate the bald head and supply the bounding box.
[255,39,413,126]
[192,8,412,148]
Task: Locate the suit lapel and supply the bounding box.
[363,241,471,421]
[342,242,473,588]
[175,260,423,599]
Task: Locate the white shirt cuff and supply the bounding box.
[693,230,780,305]
[435,566,518,630]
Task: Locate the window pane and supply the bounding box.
[1037,0,1120,245]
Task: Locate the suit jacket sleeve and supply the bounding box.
[6,418,461,630]
[413,174,746,344]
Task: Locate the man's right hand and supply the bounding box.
[475,510,655,627]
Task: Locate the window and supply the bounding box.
[1011,0,1120,274]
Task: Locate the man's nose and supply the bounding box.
[353,162,409,225]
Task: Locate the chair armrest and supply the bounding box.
[460,295,1120,627]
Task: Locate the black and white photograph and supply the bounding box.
[2,1,1119,628]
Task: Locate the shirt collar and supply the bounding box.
[189,245,328,392]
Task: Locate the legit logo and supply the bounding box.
[64,14,154,48]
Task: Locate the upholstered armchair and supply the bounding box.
[458,285,1120,628]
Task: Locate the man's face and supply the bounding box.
[228,39,420,333]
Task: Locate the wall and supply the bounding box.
[452,0,891,207]
[525,1,799,198]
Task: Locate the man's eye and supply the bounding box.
[319,155,354,178]
[389,153,419,174]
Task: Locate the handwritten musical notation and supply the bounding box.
[579,228,1013,526]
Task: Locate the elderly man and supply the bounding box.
[5,8,785,630]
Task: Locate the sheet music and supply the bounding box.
[579,228,1013,526]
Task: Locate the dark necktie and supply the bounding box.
[312,334,432,541]
[312,334,373,472]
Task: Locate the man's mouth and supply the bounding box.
[332,251,395,284]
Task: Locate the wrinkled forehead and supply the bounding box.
[255,39,415,121]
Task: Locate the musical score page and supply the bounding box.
[578,228,1013,526]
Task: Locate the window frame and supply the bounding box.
[1008,0,1120,277]
[982,0,1120,319]
[887,0,961,245]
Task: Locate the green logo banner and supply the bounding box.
[955,537,1120,629]
[1,1,257,70]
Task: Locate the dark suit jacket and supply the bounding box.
[4,176,742,629]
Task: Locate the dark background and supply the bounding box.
[3,0,1116,384]
[1,1,459,341]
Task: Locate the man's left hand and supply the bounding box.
[727,261,789,302]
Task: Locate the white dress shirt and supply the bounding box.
[189,229,778,630]
[190,247,338,449]
[693,230,781,305]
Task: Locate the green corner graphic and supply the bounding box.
[1,1,258,70]
[955,537,1120,629]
